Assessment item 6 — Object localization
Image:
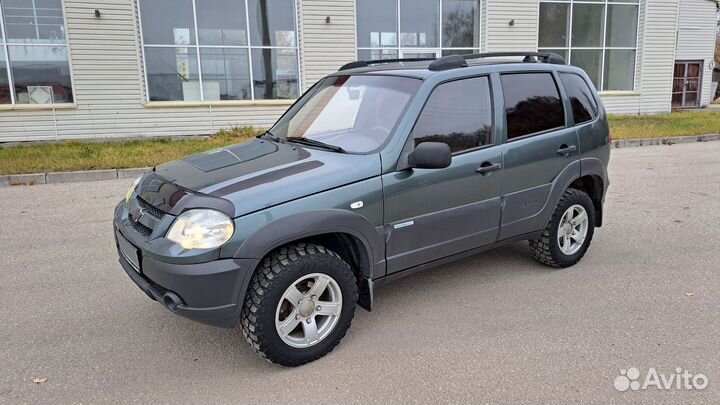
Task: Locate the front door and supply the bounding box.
[383,76,502,273]
[672,61,703,109]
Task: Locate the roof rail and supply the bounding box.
[338,57,436,71]
[428,51,566,71]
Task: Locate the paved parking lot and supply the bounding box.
[1,141,719,405]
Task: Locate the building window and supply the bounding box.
[0,0,74,105]
[139,0,299,102]
[538,0,638,91]
[356,0,481,60]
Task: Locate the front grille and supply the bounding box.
[130,219,152,237]
[137,197,165,219]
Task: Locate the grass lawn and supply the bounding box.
[608,110,720,140]
[0,127,262,175]
[1,111,719,175]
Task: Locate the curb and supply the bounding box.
[1,133,719,187]
[1,167,151,187]
[613,133,720,148]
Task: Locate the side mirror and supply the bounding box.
[407,142,451,169]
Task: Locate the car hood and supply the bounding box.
[148,138,381,217]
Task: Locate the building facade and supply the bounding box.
[0,0,716,142]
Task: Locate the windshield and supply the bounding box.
[269,75,421,153]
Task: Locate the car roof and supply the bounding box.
[332,52,582,80]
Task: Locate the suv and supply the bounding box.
[114,52,610,366]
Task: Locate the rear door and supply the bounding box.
[383,76,502,273]
[496,71,581,239]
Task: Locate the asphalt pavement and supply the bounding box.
[1,141,719,405]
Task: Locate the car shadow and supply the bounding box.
[161,241,555,371]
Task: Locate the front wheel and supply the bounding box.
[240,243,357,366]
[530,188,596,268]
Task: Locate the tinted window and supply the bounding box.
[412,77,493,153]
[560,73,597,124]
[501,73,564,139]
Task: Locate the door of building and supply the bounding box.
[672,61,703,109]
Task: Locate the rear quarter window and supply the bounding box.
[501,72,565,140]
[560,73,598,125]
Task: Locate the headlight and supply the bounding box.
[166,209,235,250]
[125,176,142,204]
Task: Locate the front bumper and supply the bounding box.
[114,210,255,328]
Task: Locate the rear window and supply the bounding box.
[501,73,565,139]
[560,73,598,125]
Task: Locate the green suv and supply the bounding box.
[114,52,610,366]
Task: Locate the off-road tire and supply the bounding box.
[240,243,357,366]
[529,188,596,268]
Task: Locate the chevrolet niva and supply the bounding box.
[114,52,610,366]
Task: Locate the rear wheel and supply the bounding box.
[240,243,357,366]
[530,188,595,268]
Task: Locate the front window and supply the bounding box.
[139,0,299,102]
[270,75,421,153]
[538,0,639,91]
[356,0,481,60]
[0,0,74,105]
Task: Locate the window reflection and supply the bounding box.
[8,45,73,104]
[0,0,74,104]
[251,48,298,99]
[248,0,297,47]
[413,76,493,153]
[196,0,247,46]
[2,0,66,44]
[140,0,299,101]
[538,0,638,91]
[200,48,251,100]
[442,0,480,48]
[356,0,480,59]
[399,0,438,48]
[501,73,565,139]
[145,47,200,102]
[560,73,597,124]
[0,49,9,104]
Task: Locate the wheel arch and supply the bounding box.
[233,209,383,311]
[568,174,604,227]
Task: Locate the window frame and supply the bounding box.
[137,0,301,104]
[500,71,567,142]
[0,0,76,106]
[536,0,641,92]
[355,0,483,61]
[409,74,496,157]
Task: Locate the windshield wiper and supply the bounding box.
[286,137,347,154]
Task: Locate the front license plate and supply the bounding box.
[118,234,140,272]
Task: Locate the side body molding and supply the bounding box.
[233,209,386,280]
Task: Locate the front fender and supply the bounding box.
[233,209,385,279]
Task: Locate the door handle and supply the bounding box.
[556,144,577,156]
[476,162,502,174]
